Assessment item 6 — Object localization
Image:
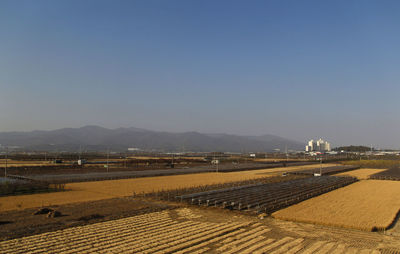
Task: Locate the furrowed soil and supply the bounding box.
[0,164,337,212]
[0,197,172,241]
[334,168,386,179]
[272,180,400,231]
[1,206,400,253]
[343,160,400,169]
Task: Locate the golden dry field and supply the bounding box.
[0,159,52,167]
[272,180,400,231]
[343,160,400,169]
[253,158,308,162]
[127,156,205,160]
[1,208,398,253]
[334,168,386,179]
[253,163,336,175]
[0,164,336,212]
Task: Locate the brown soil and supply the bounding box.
[5,164,190,176]
[0,197,172,241]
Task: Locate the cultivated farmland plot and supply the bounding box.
[0,209,395,253]
[143,175,306,201]
[370,166,400,181]
[334,168,385,180]
[25,161,314,183]
[0,164,333,212]
[288,165,360,176]
[272,180,400,231]
[177,176,357,214]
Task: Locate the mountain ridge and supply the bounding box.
[0,125,304,152]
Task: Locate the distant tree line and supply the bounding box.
[333,145,373,152]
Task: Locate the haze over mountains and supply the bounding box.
[0,126,304,152]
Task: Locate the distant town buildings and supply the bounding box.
[305,138,331,152]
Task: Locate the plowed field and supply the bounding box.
[334,168,385,179]
[1,208,398,253]
[272,180,400,231]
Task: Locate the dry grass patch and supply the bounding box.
[343,160,400,169]
[254,158,308,162]
[254,163,338,175]
[334,168,386,180]
[272,180,400,231]
[0,160,52,167]
[128,156,204,160]
[0,190,114,212]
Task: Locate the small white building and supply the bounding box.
[211,159,220,165]
[305,138,331,152]
[77,159,87,165]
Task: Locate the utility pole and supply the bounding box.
[106,148,109,172]
[369,144,373,159]
[4,147,8,177]
[320,156,322,175]
[213,152,219,173]
[285,145,288,162]
[216,152,219,173]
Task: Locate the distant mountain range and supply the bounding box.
[0,126,304,152]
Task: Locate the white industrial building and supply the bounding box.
[305,138,331,152]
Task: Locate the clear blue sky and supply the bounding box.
[1,0,400,148]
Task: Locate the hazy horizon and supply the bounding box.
[0,124,392,150]
[1,0,400,149]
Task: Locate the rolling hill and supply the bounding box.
[0,126,304,152]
